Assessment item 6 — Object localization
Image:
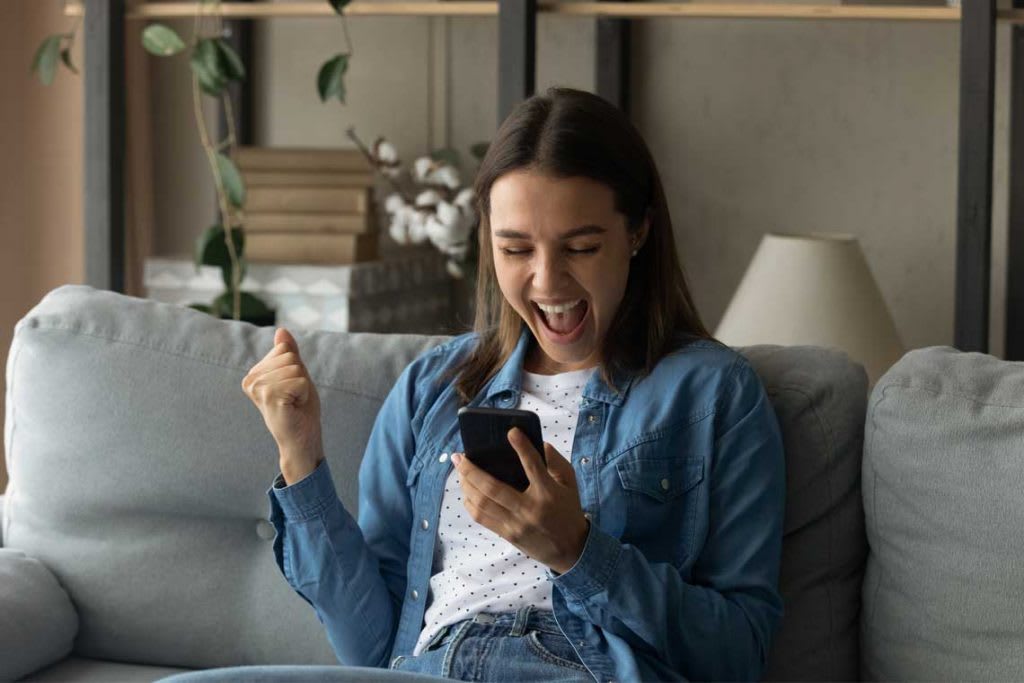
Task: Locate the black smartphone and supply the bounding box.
[457,407,545,492]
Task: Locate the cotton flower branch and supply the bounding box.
[346,127,482,279]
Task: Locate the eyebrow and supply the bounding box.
[493,224,607,240]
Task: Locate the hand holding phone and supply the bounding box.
[457,407,545,492]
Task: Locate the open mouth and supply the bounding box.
[531,299,589,342]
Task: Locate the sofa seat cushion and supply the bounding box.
[0,549,78,681]
[862,346,1024,680]
[23,656,191,682]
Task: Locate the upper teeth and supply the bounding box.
[535,300,582,314]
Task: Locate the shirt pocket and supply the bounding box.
[614,449,705,567]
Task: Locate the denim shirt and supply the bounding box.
[267,329,786,683]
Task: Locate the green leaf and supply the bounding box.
[216,153,246,208]
[195,223,245,268]
[470,141,489,161]
[214,38,246,82]
[31,35,62,86]
[187,303,213,314]
[430,148,461,168]
[141,24,186,57]
[317,53,349,103]
[190,38,227,96]
[328,0,351,14]
[213,291,274,321]
[59,47,78,75]
[195,223,247,289]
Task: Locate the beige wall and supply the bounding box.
[152,11,1010,356]
[0,1,85,492]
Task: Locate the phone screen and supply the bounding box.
[457,407,545,492]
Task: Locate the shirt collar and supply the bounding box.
[480,326,634,407]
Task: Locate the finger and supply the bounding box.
[453,453,521,512]
[254,364,306,388]
[243,350,305,391]
[260,350,306,373]
[461,485,513,539]
[507,428,548,487]
[459,472,515,520]
[255,375,312,407]
[544,443,578,488]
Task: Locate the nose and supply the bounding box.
[532,248,567,293]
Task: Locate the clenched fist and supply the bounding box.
[242,327,324,485]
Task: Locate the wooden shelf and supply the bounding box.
[62,1,1024,23]
[548,3,963,21]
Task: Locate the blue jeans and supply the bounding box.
[156,607,593,683]
[390,606,593,681]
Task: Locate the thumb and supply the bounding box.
[275,327,300,356]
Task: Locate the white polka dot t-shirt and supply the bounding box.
[412,366,595,655]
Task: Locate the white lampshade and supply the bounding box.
[715,233,904,386]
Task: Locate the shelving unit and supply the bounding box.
[76,0,1021,356]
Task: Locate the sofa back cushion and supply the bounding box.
[861,347,1024,680]
[750,346,869,682]
[4,285,867,677]
[4,285,445,669]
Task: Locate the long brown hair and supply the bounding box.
[453,87,712,404]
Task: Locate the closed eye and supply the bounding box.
[498,245,600,256]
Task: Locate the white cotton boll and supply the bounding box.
[376,141,398,164]
[382,165,402,179]
[388,210,410,245]
[446,259,465,279]
[407,211,429,244]
[435,201,460,229]
[384,193,405,214]
[445,212,472,244]
[415,190,442,209]
[432,165,461,190]
[425,214,450,247]
[413,157,435,183]
[446,242,469,260]
[454,188,474,210]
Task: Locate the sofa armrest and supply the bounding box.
[0,548,78,681]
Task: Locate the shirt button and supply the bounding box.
[583,512,592,521]
[580,457,590,466]
[661,478,670,491]
[411,589,420,600]
[588,415,598,423]
[255,519,275,541]
[421,519,430,530]
[439,452,449,463]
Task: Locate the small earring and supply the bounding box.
[631,248,638,257]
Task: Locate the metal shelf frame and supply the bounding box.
[81,0,1017,356]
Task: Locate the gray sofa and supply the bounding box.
[1,285,1021,682]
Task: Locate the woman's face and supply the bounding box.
[489,169,645,374]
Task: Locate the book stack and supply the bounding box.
[237,146,379,265]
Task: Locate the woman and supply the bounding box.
[237,87,785,683]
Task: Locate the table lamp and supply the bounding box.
[714,232,904,386]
